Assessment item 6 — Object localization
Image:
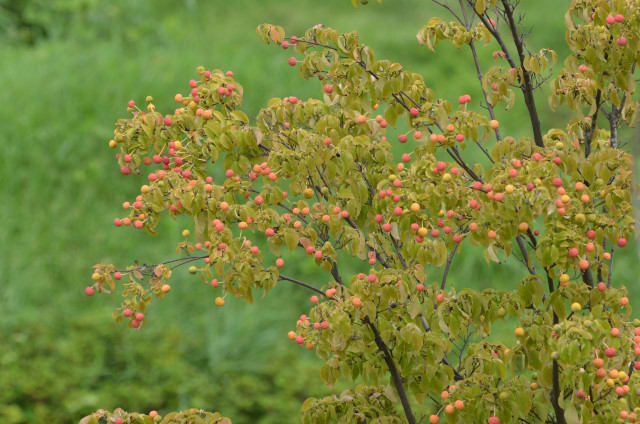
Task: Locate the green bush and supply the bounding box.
[0,315,342,424]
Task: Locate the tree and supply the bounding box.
[82,0,639,422]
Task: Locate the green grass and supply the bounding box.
[1,0,638,422]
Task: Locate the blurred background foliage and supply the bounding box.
[1,0,637,423]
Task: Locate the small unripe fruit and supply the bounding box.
[149,411,158,418]
[489,120,499,129]
[570,302,582,313]
[215,297,225,306]
[85,286,95,296]
[352,297,362,306]
[514,327,525,337]
[275,258,284,267]
[288,57,297,66]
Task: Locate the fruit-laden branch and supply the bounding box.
[365,318,417,424]
[113,255,209,275]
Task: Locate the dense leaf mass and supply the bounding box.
[85,0,639,423]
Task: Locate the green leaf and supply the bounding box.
[564,403,580,424]
[283,228,299,252]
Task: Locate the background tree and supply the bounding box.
[83,0,639,423]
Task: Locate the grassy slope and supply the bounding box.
[1,0,638,421]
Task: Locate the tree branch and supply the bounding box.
[278,274,331,297]
[366,318,417,424]
[500,0,544,148]
[440,243,459,290]
[584,89,602,158]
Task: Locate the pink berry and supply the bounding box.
[136,313,145,321]
[606,15,616,25]
[617,36,627,46]
[605,347,616,358]
[323,84,333,94]
[615,14,625,23]
[127,100,135,108]
[123,308,132,317]
[410,107,419,116]
[398,134,407,143]
[85,286,95,296]
[288,57,297,66]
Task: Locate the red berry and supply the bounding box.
[85,286,95,296]
[136,313,145,321]
[288,57,297,66]
[323,84,333,94]
[605,347,616,358]
[617,237,627,247]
